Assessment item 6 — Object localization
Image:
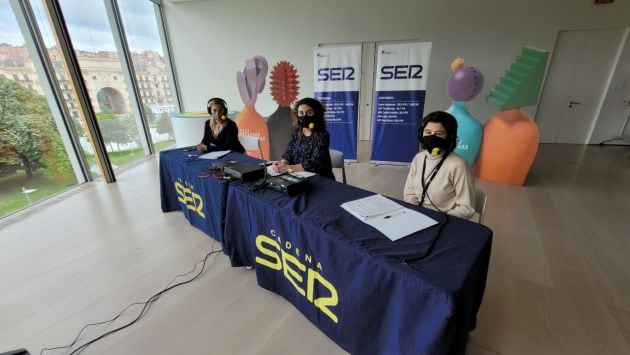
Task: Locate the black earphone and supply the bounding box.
[417,123,426,143]
[207,97,228,118]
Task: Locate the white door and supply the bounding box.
[536,29,626,144]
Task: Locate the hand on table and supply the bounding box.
[273,160,289,173]
[197,143,208,152]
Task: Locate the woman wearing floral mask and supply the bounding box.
[197,97,245,153]
[403,111,476,220]
[273,97,335,179]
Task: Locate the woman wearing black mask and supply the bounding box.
[197,97,245,153]
[403,111,476,220]
[273,98,335,179]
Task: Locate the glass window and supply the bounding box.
[1,0,181,219]
[118,0,175,151]
[55,0,150,169]
[30,0,102,177]
[0,0,81,218]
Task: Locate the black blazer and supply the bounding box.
[200,119,245,153]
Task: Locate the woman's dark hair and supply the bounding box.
[419,111,458,152]
[292,98,327,135]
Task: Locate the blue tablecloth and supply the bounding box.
[159,148,260,249]
[224,177,492,354]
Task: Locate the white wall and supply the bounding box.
[589,29,630,144]
[163,0,630,140]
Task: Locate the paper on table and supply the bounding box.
[361,209,438,241]
[266,165,282,176]
[290,171,316,178]
[341,194,438,241]
[199,150,231,159]
[264,164,316,178]
[340,194,403,220]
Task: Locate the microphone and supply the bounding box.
[262,155,268,182]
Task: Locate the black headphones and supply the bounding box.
[207,97,228,118]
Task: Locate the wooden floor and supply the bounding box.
[1,143,629,354]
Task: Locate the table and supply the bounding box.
[159,150,492,354]
[224,177,492,354]
[159,148,259,250]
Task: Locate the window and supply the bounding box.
[58,0,149,168]
[0,0,82,218]
[0,0,181,218]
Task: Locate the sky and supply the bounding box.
[0,0,163,55]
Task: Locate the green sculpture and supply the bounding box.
[487,46,549,110]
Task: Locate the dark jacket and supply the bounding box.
[200,119,245,153]
[282,128,335,179]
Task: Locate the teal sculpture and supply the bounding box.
[444,57,484,166]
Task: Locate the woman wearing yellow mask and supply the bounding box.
[404,111,476,220]
[273,98,334,179]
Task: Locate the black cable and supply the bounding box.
[41,244,222,355]
[69,248,222,355]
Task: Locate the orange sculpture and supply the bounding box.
[474,109,539,185]
[475,46,549,186]
[235,56,270,159]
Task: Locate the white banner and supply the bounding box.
[314,45,362,160]
[371,42,432,163]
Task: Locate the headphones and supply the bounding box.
[207,97,228,119]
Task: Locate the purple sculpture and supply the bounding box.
[446,57,484,102]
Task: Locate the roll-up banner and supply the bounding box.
[314,45,362,161]
[371,42,432,164]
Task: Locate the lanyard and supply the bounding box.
[420,154,447,206]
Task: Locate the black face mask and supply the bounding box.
[298,115,317,129]
[421,135,449,155]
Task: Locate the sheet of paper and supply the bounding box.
[361,208,438,241]
[340,194,403,220]
[341,194,438,241]
[264,163,315,178]
[266,165,282,176]
[290,171,316,178]
[199,150,231,159]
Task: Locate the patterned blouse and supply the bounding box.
[282,128,335,179]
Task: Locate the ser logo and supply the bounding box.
[380,64,423,80]
[317,67,355,81]
[255,234,339,323]
[175,181,205,218]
